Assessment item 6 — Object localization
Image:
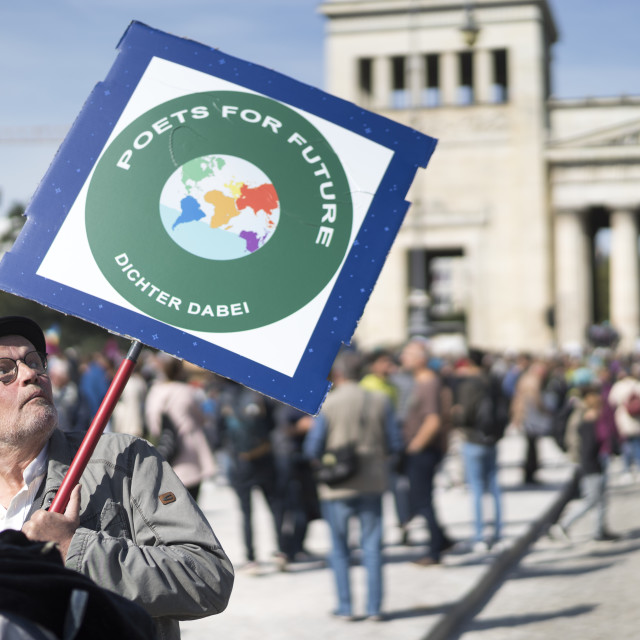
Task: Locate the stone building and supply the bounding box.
[318,0,640,354]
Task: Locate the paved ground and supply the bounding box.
[455,466,640,640]
[180,430,576,640]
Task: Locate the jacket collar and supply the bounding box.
[31,429,79,513]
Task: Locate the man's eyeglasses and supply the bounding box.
[0,351,48,385]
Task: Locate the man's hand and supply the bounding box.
[22,484,81,561]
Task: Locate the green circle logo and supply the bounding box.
[85,91,353,332]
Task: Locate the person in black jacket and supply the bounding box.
[217,381,286,573]
[452,349,508,551]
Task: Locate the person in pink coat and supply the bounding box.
[145,353,217,501]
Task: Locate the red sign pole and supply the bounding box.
[49,340,143,514]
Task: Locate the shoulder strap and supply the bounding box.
[357,390,378,443]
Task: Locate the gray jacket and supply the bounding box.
[309,382,396,501]
[28,429,234,640]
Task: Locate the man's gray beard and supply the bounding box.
[1,407,58,448]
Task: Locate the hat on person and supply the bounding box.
[0,316,47,353]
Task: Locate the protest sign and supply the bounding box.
[0,21,436,414]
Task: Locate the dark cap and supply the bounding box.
[0,316,47,353]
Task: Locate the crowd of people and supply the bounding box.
[36,329,640,622]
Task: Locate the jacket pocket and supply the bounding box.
[94,499,132,539]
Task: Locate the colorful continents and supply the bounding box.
[159,155,280,261]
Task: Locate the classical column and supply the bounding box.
[610,209,640,351]
[440,51,458,106]
[372,56,392,110]
[474,48,492,104]
[554,209,592,351]
[408,52,425,109]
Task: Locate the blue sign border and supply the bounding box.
[0,21,436,414]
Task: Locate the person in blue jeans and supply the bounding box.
[451,350,508,550]
[320,495,384,620]
[551,385,620,542]
[304,350,404,621]
[461,441,502,549]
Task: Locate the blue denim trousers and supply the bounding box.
[461,441,502,543]
[321,494,383,617]
[406,449,448,560]
[622,435,640,472]
[560,472,606,538]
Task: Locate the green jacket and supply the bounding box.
[29,429,234,640]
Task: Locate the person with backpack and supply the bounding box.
[608,363,640,481]
[550,384,620,542]
[451,348,508,551]
[510,358,560,484]
[145,353,218,503]
[304,349,403,621]
[217,380,286,574]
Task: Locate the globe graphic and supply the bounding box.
[159,154,280,260]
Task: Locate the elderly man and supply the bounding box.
[0,316,234,640]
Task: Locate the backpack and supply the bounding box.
[219,386,276,458]
[624,392,640,418]
[550,396,576,451]
[457,374,508,444]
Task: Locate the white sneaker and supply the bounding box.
[241,561,261,576]
[473,540,489,553]
[549,523,570,541]
[490,538,509,552]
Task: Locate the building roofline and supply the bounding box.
[318,0,558,42]
[548,95,640,109]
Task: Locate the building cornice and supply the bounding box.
[318,0,557,42]
[548,95,640,109]
[546,116,640,163]
[546,146,640,165]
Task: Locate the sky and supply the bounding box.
[0,0,638,218]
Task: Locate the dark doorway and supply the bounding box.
[407,248,467,335]
[587,207,610,324]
